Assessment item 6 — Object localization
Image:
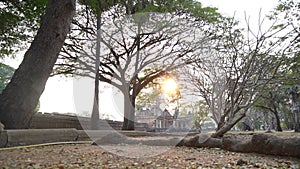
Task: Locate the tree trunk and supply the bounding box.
[269,95,283,132]
[211,112,246,138]
[0,0,75,129]
[286,112,295,130]
[91,13,101,130]
[216,113,226,130]
[291,89,300,132]
[122,19,141,131]
[91,95,100,130]
[122,92,135,130]
[272,110,283,132]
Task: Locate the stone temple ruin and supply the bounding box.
[135,106,194,132]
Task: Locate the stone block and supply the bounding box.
[76,130,92,141]
[0,131,8,148]
[6,128,78,147]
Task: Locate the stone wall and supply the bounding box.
[29,112,147,131]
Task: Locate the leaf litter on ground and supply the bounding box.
[0,143,299,168]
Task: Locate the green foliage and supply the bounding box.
[0,63,41,111]
[286,53,300,85]
[81,0,222,21]
[253,56,299,129]
[273,0,300,21]
[80,0,117,15]
[270,0,299,54]
[131,0,222,22]
[0,63,14,92]
[0,0,47,58]
[189,100,209,128]
[136,82,161,110]
[136,70,181,110]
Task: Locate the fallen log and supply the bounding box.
[222,133,300,158]
[178,134,222,148]
[93,132,300,158]
[222,134,253,153]
[252,133,300,158]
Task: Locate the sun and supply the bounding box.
[161,78,178,95]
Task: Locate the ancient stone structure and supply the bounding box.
[136,107,193,131]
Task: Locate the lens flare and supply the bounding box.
[162,78,178,95]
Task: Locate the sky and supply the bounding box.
[201,0,277,16]
[2,0,280,121]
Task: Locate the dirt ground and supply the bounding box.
[0,142,299,169]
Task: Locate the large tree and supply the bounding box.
[56,1,221,130]
[0,0,75,129]
[77,12,206,130]
[79,0,118,129]
[184,12,293,137]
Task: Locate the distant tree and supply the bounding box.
[0,63,14,93]
[0,63,41,112]
[255,89,285,131]
[0,0,75,129]
[254,53,300,132]
[242,108,264,131]
[188,100,209,129]
[136,79,161,111]
[270,0,300,132]
[283,47,300,132]
[288,86,300,132]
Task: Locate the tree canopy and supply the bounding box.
[0,0,47,58]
